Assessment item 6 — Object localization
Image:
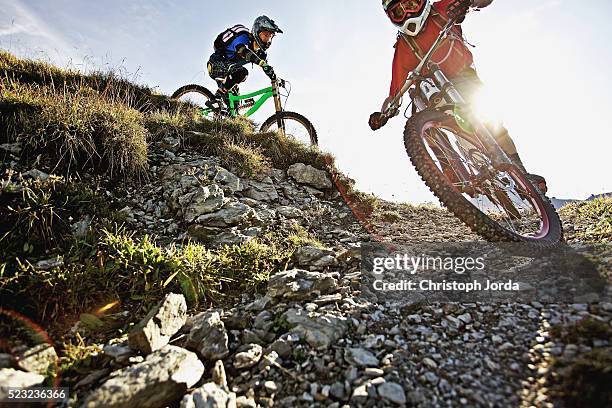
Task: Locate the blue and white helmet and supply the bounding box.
[252,16,283,50]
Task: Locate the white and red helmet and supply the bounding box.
[382,0,432,36]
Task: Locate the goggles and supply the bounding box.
[384,0,425,23]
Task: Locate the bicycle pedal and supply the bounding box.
[205,100,222,110]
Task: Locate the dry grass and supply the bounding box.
[1,223,324,324]
[559,197,612,243]
[0,79,148,177]
[0,50,176,112]
[184,117,335,178]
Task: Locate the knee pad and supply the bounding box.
[229,67,248,84]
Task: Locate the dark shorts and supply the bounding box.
[207,54,248,86]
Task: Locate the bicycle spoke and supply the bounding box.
[421,123,550,238]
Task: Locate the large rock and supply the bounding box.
[129,293,187,354]
[196,201,256,227]
[15,344,57,375]
[294,246,337,267]
[213,168,243,194]
[287,163,332,190]
[188,226,255,247]
[283,308,347,350]
[267,269,338,302]
[242,180,279,202]
[186,312,229,361]
[161,160,222,215]
[181,184,226,223]
[82,345,204,408]
[214,231,253,246]
[0,368,44,401]
[180,382,237,408]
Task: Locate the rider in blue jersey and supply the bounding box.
[206,16,282,109]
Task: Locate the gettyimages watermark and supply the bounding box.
[361,242,610,304]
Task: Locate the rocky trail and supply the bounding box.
[1,130,610,408]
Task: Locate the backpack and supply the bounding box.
[213,24,251,54]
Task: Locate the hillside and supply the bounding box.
[1,51,611,407]
[551,192,612,210]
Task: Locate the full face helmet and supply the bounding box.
[382,0,432,36]
[252,15,283,50]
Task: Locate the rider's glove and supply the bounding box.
[261,64,276,80]
[446,0,471,22]
[369,112,389,131]
[471,0,493,9]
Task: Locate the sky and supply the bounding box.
[1,0,611,203]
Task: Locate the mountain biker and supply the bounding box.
[369,0,547,192]
[205,15,282,110]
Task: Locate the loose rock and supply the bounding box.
[344,348,379,368]
[283,308,347,350]
[186,311,230,361]
[82,345,204,408]
[129,293,187,354]
[233,344,263,369]
[377,382,407,405]
[16,344,57,375]
[0,368,44,400]
[180,382,237,408]
[287,163,332,190]
[267,269,338,302]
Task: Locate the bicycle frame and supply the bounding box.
[203,79,285,119]
[383,12,513,172]
[227,86,273,117]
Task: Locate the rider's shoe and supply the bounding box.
[205,89,230,111]
[509,153,548,194]
[526,173,548,194]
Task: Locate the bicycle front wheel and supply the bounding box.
[260,111,318,146]
[404,109,563,247]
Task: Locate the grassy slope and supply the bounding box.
[0,51,336,333]
[559,197,612,243]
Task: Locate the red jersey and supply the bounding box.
[389,0,474,98]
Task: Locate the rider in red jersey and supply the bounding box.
[369,0,547,191]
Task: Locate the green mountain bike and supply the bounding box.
[171,77,318,146]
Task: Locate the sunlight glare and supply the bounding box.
[471,86,505,132]
[96,300,119,315]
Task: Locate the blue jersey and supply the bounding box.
[224,33,251,62]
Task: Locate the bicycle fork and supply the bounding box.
[428,66,514,172]
[272,81,286,138]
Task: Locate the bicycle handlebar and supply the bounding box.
[380,5,472,118]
